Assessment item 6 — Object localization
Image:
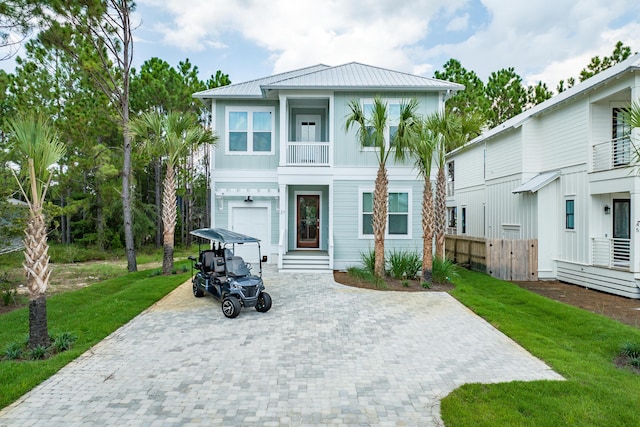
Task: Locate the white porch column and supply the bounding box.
[210,99,217,227]
[328,181,334,269]
[279,94,287,167]
[278,184,287,269]
[631,191,640,273]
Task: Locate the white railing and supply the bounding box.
[285,141,330,166]
[447,227,457,235]
[592,237,630,269]
[592,136,631,171]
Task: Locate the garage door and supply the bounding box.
[230,206,269,264]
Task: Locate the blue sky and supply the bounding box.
[3,0,640,91]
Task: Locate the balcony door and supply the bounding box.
[296,115,321,142]
[613,108,631,166]
[296,194,320,249]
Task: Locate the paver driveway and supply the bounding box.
[0,266,562,426]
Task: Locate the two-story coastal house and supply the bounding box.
[446,53,640,298]
[194,63,462,271]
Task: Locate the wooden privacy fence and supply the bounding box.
[445,236,538,281]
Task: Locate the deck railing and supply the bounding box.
[592,136,631,171]
[592,237,630,269]
[285,141,330,166]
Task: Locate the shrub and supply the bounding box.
[388,249,421,279]
[621,342,640,359]
[52,332,77,353]
[4,342,22,360]
[360,249,376,274]
[432,256,459,284]
[29,345,47,360]
[346,266,386,289]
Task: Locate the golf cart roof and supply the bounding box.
[190,228,260,244]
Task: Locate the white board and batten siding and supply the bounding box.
[556,261,640,299]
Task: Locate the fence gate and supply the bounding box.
[487,239,538,281]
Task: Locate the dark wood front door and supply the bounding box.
[297,195,319,248]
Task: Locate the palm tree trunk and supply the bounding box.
[23,208,51,348]
[435,167,447,259]
[373,165,388,277]
[422,178,434,284]
[155,160,163,248]
[162,167,177,274]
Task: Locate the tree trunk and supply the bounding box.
[422,177,434,284]
[29,295,49,348]
[435,167,447,259]
[373,165,388,277]
[162,167,177,275]
[96,185,104,251]
[155,160,162,248]
[23,196,51,348]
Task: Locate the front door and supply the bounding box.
[613,199,630,267]
[296,195,319,249]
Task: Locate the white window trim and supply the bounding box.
[359,98,403,152]
[358,187,412,239]
[225,106,275,155]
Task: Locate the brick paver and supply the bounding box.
[0,266,562,426]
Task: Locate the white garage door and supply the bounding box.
[230,206,269,264]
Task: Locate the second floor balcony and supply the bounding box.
[592,136,632,172]
[285,141,330,166]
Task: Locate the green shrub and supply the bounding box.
[388,249,421,279]
[4,342,22,360]
[432,256,459,284]
[360,250,376,274]
[621,342,640,359]
[346,266,386,289]
[28,345,47,360]
[52,332,77,353]
[49,244,110,264]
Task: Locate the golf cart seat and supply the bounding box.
[200,251,225,276]
[225,255,251,278]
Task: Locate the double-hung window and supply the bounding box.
[360,190,411,238]
[226,107,275,154]
[565,199,575,230]
[361,99,402,149]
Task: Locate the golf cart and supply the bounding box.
[188,228,272,318]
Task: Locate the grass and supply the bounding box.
[442,269,640,426]
[0,262,190,410]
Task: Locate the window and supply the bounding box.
[360,190,410,238]
[361,99,403,148]
[461,207,466,234]
[612,108,631,166]
[565,200,575,230]
[448,207,457,228]
[226,107,274,154]
[447,161,455,196]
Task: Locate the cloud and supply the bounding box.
[446,14,469,32]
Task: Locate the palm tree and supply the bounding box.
[346,97,419,277]
[8,114,66,349]
[129,111,217,274]
[396,121,438,284]
[425,111,481,259]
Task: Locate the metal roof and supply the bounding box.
[193,64,330,99]
[190,228,260,244]
[449,52,640,156]
[194,62,463,99]
[512,171,561,194]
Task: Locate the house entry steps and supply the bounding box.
[281,250,330,271]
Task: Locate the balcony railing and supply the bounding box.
[592,237,630,269]
[285,141,330,166]
[447,181,454,196]
[592,136,631,171]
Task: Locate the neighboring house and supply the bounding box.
[446,53,640,298]
[194,63,462,270]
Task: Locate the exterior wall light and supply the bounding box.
[604,205,610,215]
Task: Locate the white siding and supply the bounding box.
[485,131,522,180]
[557,170,589,264]
[537,102,588,170]
[485,175,537,239]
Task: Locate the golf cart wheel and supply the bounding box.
[192,281,204,298]
[222,297,241,318]
[255,292,272,313]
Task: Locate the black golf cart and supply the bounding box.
[188,228,272,318]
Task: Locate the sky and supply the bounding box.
[3,0,640,91]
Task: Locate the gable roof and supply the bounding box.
[194,62,463,99]
[449,52,640,156]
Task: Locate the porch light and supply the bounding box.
[244,196,253,203]
[604,205,611,215]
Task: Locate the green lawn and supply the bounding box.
[0,264,190,410]
[443,269,640,426]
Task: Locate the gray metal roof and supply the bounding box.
[194,62,463,99]
[193,64,331,99]
[190,228,260,244]
[512,171,560,193]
